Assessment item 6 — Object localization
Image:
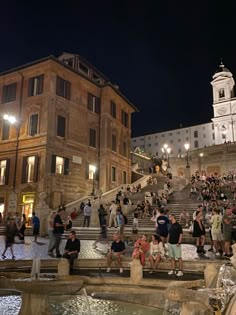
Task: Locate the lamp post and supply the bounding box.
[184,143,190,168]
[199,152,204,174]
[90,165,96,196]
[161,144,171,173]
[3,114,20,190]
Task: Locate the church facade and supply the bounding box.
[132,62,236,158]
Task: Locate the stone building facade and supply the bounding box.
[0,53,137,220]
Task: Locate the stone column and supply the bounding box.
[130,259,143,284]
[33,192,51,236]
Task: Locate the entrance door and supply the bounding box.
[21,193,35,226]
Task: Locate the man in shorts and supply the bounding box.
[167,214,183,277]
[107,233,126,274]
[210,208,223,257]
[156,208,169,245]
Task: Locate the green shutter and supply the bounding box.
[51,155,56,173]
[21,157,27,184]
[64,158,69,175]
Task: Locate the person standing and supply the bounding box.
[83,200,92,227]
[210,208,223,257]
[48,207,65,258]
[32,212,40,242]
[19,214,27,243]
[167,214,183,277]
[98,204,107,227]
[2,218,18,259]
[47,211,56,254]
[63,230,80,271]
[107,233,126,274]
[222,207,232,257]
[108,201,118,228]
[156,208,169,245]
[116,207,125,237]
[192,210,206,254]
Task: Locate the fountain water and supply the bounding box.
[80,288,92,315]
[31,257,41,279]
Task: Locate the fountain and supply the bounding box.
[164,243,236,315]
[0,258,87,315]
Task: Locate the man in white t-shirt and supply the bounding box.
[108,201,118,228]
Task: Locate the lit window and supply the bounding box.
[219,88,225,99]
[28,75,44,96]
[22,156,39,183]
[51,155,69,175]
[26,156,35,183]
[0,160,7,185]
[89,164,96,180]
[56,156,64,174]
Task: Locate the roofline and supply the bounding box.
[0,55,139,112]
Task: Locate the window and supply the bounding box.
[212,124,214,130]
[203,134,206,138]
[212,133,215,140]
[194,131,198,138]
[122,171,127,184]
[28,75,44,96]
[186,130,189,133]
[148,143,151,147]
[89,128,96,148]
[169,133,172,136]
[29,114,38,136]
[123,142,127,156]
[88,164,96,179]
[110,101,116,118]
[155,142,158,146]
[155,135,158,138]
[222,133,226,139]
[161,134,165,137]
[202,126,205,130]
[170,140,173,144]
[186,137,189,141]
[0,159,10,185]
[79,63,89,75]
[178,148,181,154]
[92,73,101,83]
[112,134,116,152]
[64,58,73,67]
[57,115,66,138]
[51,155,69,175]
[2,120,10,140]
[88,93,100,113]
[178,139,181,142]
[111,166,116,181]
[194,140,199,148]
[56,76,71,100]
[219,88,225,99]
[2,83,17,103]
[176,131,180,135]
[148,136,151,140]
[21,156,39,183]
[121,110,129,127]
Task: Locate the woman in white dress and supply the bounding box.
[149,234,165,273]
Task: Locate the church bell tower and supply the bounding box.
[211,61,236,144]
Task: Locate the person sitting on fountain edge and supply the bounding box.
[63,230,80,271]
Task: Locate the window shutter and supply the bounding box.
[33,156,40,182]
[21,157,27,184]
[37,75,44,94]
[5,159,10,185]
[85,163,89,179]
[28,78,33,96]
[64,158,69,175]
[57,115,66,137]
[88,93,93,111]
[65,81,71,100]
[29,114,38,136]
[95,97,100,113]
[51,155,56,173]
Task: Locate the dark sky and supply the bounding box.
[1,0,236,137]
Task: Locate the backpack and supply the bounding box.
[123,215,128,225]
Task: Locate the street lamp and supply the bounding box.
[3,114,20,190]
[184,143,190,168]
[90,165,96,196]
[161,144,171,170]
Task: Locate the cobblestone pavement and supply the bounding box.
[0,235,221,261]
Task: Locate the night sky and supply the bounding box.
[1,1,236,137]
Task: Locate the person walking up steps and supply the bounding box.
[2,218,18,259]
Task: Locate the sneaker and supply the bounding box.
[48,251,54,257]
[176,270,184,277]
[12,256,15,260]
[119,268,123,274]
[149,270,153,274]
[168,270,175,275]
[106,268,111,273]
[1,255,6,259]
[215,252,220,257]
[56,254,62,258]
[208,248,213,252]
